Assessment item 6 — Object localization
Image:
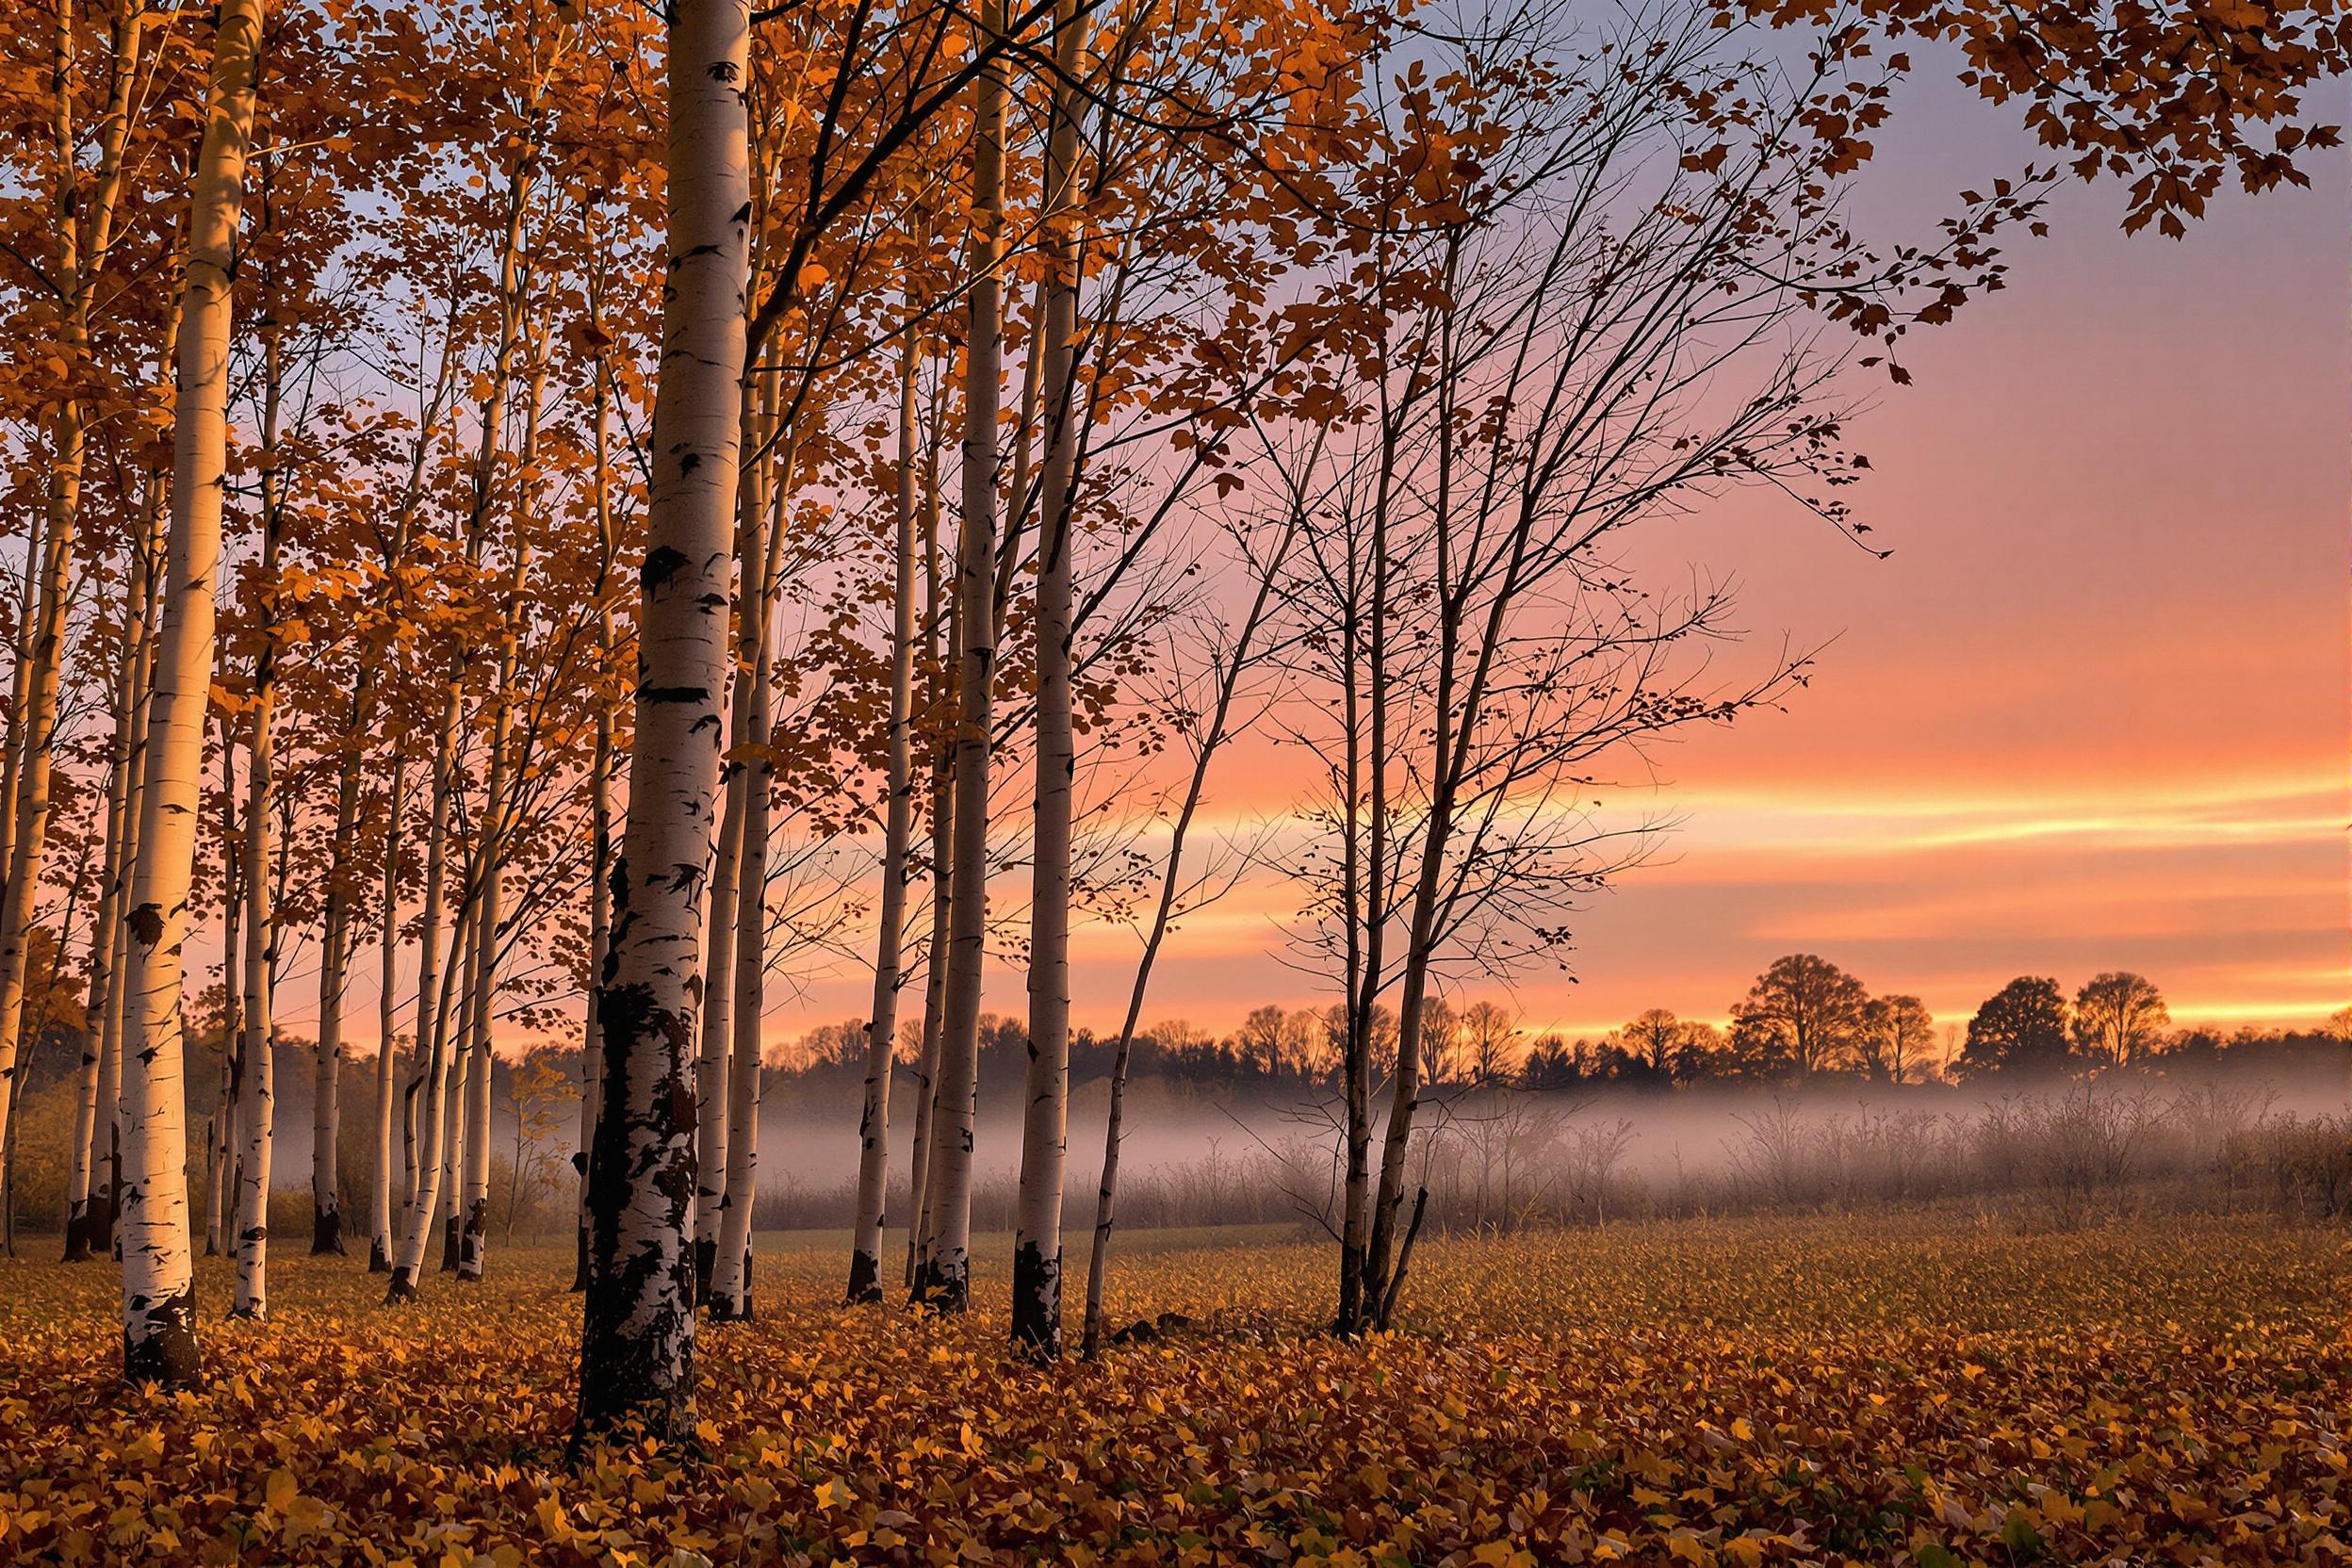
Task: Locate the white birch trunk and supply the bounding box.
[117,0,264,1386]
[438,917,476,1273]
[368,743,408,1271]
[458,531,534,1283]
[231,701,274,1318]
[708,403,785,1323]
[902,447,949,1294]
[916,0,1009,1314]
[456,876,496,1280]
[1012,4,1087,1356]
[848,343,922,1303]
[0,0,140,1150]
[310,682,370,1257]
[705,752,768,1318]
[576,0,749,1444]
[384,688,461,1299]
[693,736,744,1299]
[64,629,137,1260]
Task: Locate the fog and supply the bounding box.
[220,1048,2349,1242]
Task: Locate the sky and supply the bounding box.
[769,65,2352,1050]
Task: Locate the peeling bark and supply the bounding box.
[576,0,749,1446]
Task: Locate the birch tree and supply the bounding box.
[845,339,923,1305]
[575,0,750,1443]
[1009,0,1088,1358]
[912,0,1008,1315]
[116,0,265,1388]
[0,0,151,1165]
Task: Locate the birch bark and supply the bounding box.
[915,0,1009,1313]
[847,341,922,1303]
[368,743,408,1271]
[575,0,749,1443]
[1012,0,1087,1357]
[118,0,265,1386]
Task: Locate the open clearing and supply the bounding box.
[2,1214,2345,1565]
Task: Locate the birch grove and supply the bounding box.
[0,0,2285,1454]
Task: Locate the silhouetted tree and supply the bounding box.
[2073,972,2168,1070]
[1731,956,1870,1078]
[1957,977,2074,1079]
[1858,995,1935,1084]
[1619,1009,1685,1080]
[1461,1002,1516,1086]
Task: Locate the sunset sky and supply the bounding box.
[772,67,2351,1049]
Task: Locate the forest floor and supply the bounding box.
[0,1212,2345,1565]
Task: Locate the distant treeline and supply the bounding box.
[763,954,2345,1096]
[4,950,2340,1244]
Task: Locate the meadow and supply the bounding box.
[1,1213,2345,1566]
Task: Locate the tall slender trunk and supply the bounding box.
[1011,5,1088,1359]
[91,483,165,1264]
[311,678,372,1257]
[393,91,537,1299]
[0,534,35,978]
[705,693,769,1322]
[708,401,787,1323]
[1082,513,1298,1355]
[368,743,409,1271]
[117,0,264,1388]
[848,341,923,1304]
[230,699,275,1318]
[1364,348,1474,1324]
[0,0,145,1150]
[95,569,155,1260]
[213,725,243,1267]
[914,0,1008,1314]
[0,21,86,1170]
[572,328,618,1295]
[455,864,497,1280]
[576,0,749,1445]
[459,419,543,1284]
[230,239,288,1318]
[399,1078,419,1215]
[903,444,950,1294]
[385,683,460,1299]
[1333,410,1399,1338]
[693,674,745,1302]
[65,552,144,1260]
[695,368,771,1307]
[439,914,477,1272]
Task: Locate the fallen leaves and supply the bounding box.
[0,1214,2344,1566]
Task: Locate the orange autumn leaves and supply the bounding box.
[1738,0,2350,237]
[3,1214,2347,1566]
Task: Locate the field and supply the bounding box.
[1,1215,2346,1566]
